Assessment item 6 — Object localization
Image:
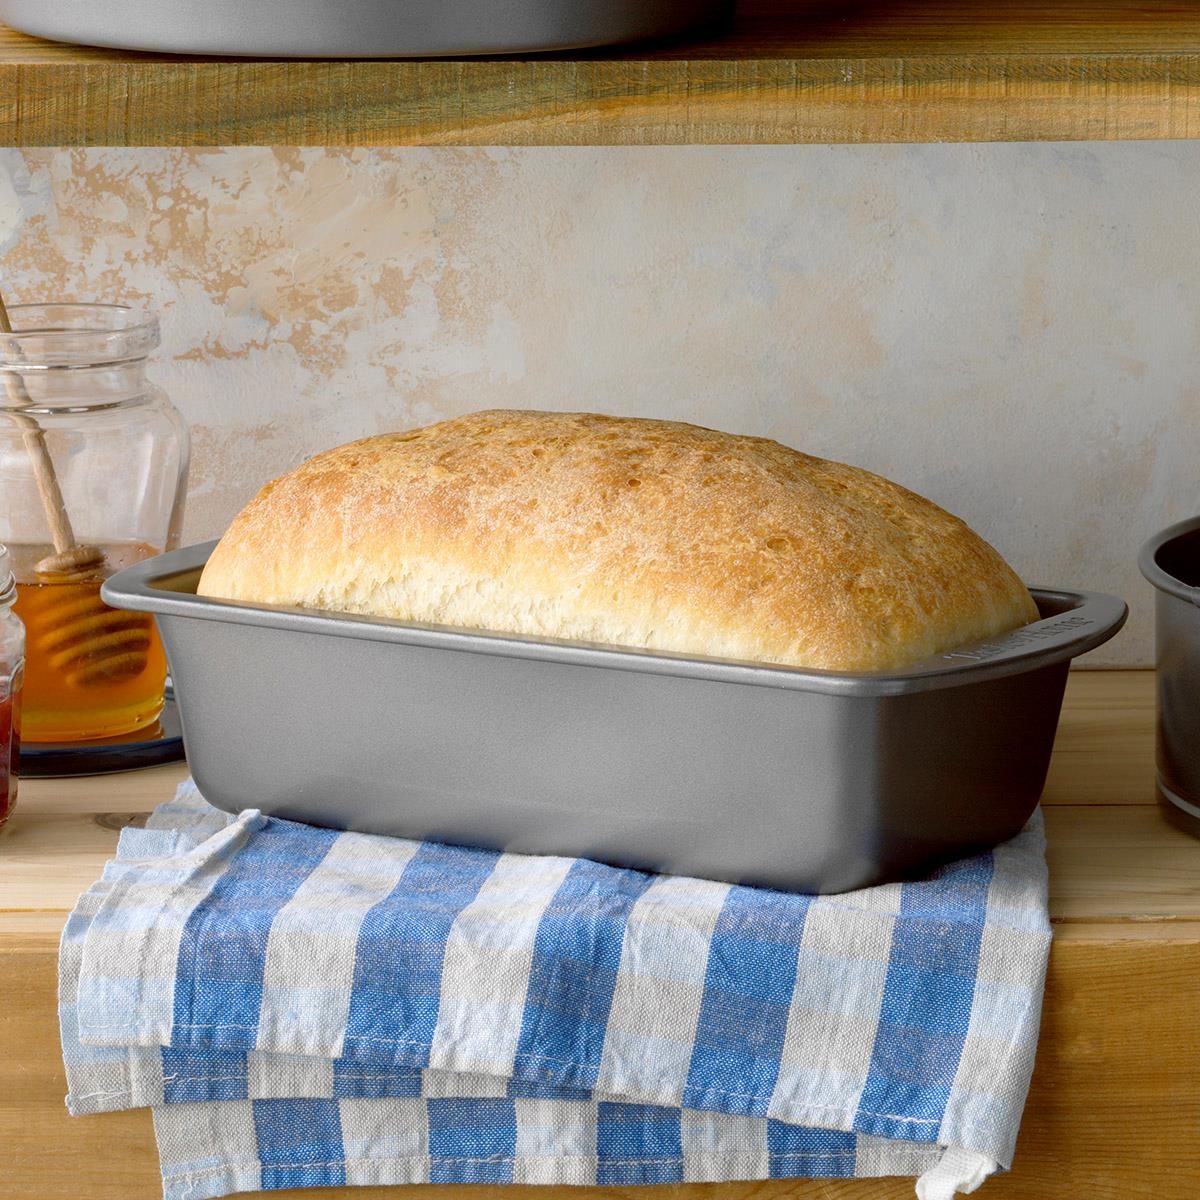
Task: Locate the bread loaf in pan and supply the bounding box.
[198,409,1037,672]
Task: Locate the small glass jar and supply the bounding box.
[0,304,189,742]
[0,545,23,826]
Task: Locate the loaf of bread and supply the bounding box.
[198,409,1037,671]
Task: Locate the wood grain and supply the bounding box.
[1,1,1199,145]
[1043,804,1200,922]
[4,935,1197,1199]
[1041,669,1155,807]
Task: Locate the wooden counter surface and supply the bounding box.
[2,669,1198,1198]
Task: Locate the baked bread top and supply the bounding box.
[198,409,1037,671]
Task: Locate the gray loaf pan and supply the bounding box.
[0,0,729,56]
[103,543,1127,893]
[1140,515,1200,836]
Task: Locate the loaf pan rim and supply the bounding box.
[103,540,1127,698]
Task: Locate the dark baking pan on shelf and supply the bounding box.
[104,542,1126,894]
[0,0,730,57]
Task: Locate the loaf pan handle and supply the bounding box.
[924,588,1128,674]
[101,541,217,613]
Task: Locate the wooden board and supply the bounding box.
[1,1,1199,145]
[3,670,1200,1197]
[1040,668,1156,807]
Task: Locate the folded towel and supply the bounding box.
[60,780,1051,1200]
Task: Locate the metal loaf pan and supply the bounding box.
[0,0,729,57]
[104,543,1127,894]
[1140,515,1200,836]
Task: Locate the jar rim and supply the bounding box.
[0,302,160,369]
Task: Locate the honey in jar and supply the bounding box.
[2,304,188,744]
[11,542,168,742]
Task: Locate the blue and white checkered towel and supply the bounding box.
[60,780,1051,1200]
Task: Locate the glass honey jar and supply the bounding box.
[0,545,22,825]
[0,304,189,742]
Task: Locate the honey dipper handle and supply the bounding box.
[0,292,79,556]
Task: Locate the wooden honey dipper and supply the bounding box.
[1,291,151,686]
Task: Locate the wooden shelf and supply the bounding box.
[2,669,1199,1198]
[1,1,1198,146]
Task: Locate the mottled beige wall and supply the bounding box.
[2,145,1197,664]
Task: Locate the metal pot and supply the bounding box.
[1140,515,1200,835]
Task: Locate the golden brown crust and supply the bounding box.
[198,410,1038,671]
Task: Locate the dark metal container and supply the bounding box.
[1140,515,1200,836]
[0,0,729,57]
[103,543,1126,893]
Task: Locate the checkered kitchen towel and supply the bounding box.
[60,780,1050,1200]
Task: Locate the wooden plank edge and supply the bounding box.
[0,55,1197,145]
